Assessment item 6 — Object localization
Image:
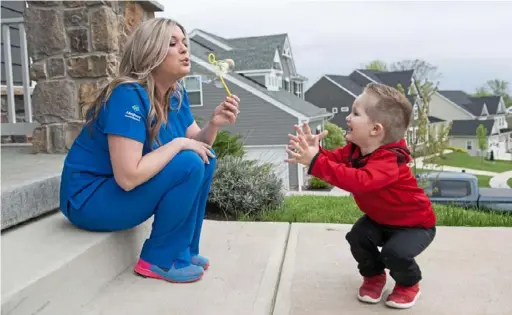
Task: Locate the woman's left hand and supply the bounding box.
[210,95,240,127]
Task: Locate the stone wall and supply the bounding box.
[25,0,163,153]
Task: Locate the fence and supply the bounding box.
[1,17,38,137]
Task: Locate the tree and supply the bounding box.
[364,60,388,72]
[476,124,488,161]
[473,79,512,107]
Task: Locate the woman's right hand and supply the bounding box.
[176,138,215,164]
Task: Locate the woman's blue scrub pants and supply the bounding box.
[64,150,216,269]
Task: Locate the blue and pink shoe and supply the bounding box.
[191,255,210,270]
[134,259,204,283]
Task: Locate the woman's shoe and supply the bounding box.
[134,259,204,283]
[191,255,210,270]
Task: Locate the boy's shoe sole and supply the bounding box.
[385,291,421,309]
[134,259,204,283]
[357,292,384,304]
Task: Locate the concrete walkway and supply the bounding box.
[78,221,512,315]
[490,170,512,188]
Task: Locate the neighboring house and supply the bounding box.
[186,29,333,191]
[305,69,444,151]
[437,90,511,159]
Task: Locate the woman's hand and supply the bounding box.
[177,138,216,164]
[211,95,240,127]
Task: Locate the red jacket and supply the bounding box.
[309,139,436,228]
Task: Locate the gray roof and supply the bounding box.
[439,91,502,116]
[428,116,445,123]
[190,30,290,72]
[189,40,329,118]
[449,119,495,137]
[325,75,363,95]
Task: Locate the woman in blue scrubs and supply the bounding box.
[59,18,240,283]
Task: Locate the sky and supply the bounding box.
[156,0,512,93]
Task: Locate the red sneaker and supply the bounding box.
[357,273,387,303]
[385,283,421,309]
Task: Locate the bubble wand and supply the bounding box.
[208,53,234,97]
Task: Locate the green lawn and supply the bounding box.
[413,168,492,187]
[424,152,512,173]
[252,196,512,227]
[508,178,512,187]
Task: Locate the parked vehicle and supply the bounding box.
[416,171,512,213]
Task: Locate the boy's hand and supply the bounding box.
[296,122,328,147]
[285,123,322,166]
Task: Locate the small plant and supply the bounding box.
[446,146,467,154]
[322,121,346,150]
[207,156,285,219]
[212,130,245,159]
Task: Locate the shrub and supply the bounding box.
[207,156,285,219]
[322,121,346,150]
[446,146,467,154]
[212,130,245,159]
[310,177,332,190]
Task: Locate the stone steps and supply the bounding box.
[1,213,289,315]
[1,213,153,315]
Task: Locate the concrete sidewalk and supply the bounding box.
[76,222,512,315]
[490,170,512,188]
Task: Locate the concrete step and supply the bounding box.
[1,145,65,230]
[1,213,289,315]
[1,212,152,315]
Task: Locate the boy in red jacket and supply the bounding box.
[286,82,436,309]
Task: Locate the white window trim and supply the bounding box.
[340,107,349,112]
[332,107,338,114]
[466,140,473,150]
[183,75,203,107]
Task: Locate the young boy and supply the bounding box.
[286,82,436,309]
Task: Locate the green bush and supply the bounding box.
[310,177,332,190]
[207,156,285,219]
[212,130,245,159]
[446,146,467,154]
[322,121,346,150]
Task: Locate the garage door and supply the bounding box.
[243,146,290,190]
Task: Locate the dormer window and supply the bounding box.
[282,47,291,58]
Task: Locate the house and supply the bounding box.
[436,90,511,159]
[304,69,446,152]
[186,29,333,191]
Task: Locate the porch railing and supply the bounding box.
[1,17,38,136]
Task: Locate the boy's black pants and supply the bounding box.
[345,215,436,287]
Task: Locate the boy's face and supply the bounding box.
[345,92,383,147]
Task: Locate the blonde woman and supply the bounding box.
[59,18,240,283]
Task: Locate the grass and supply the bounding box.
[508,178,512,187]
[252,196,512,227]
[413,168,492,188]
[424,152,512,173]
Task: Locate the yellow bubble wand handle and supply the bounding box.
[208,53,232,97]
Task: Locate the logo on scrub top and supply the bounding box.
[131,105,140,112]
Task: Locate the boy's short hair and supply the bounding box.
[363,83,413,144]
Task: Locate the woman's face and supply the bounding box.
[154,24,190,81]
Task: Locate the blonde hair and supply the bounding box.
[363,83,413,144]
[81,18,188,148]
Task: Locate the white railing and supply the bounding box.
[1,17,38,136]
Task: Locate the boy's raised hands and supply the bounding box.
[285,122,328,166]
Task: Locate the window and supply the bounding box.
[183,75,203,107]
[283,79,290,91]
[340,107,349,112]
[413,105,419,120]
[466,140,473,150]
[427,180,472,198]
[332,107,338,114]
